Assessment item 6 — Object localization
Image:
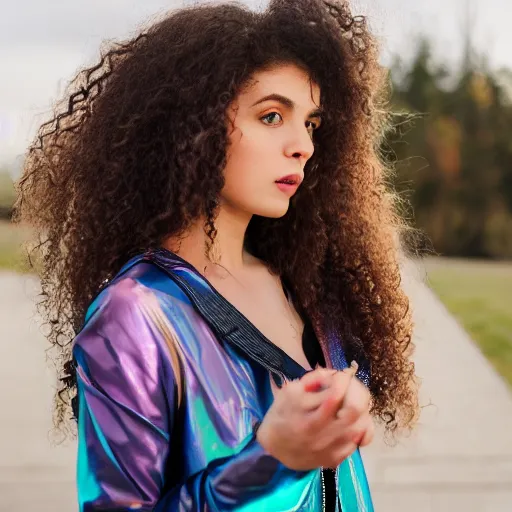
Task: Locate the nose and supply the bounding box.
[284,125,315,164]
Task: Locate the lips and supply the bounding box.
[275,174,302,185]
[275,173,302,197]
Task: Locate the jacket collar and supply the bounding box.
[115,248,369,385]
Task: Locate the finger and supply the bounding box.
[346,413,373,446]
[336,404,360,425]
[306,412,369,455]
[326,368,358,409]
[357,418,375,447]
[327,441,359,468]
[328,413,372,452]
[336,378,371,421]
[275,378,303,406]
[299,369,339,411]
[300,387,334,411]
[311,416,350,450]
[311,370,356,425]
[301,368,337,393]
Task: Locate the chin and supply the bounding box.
[253,202,290,219]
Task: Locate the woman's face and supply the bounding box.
[221,63,322,219]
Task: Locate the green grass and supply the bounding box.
[0,221,33,273]
[426,258,512,387]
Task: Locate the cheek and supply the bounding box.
[224,129,265,188]
[229,126,267,160]
[222,153,255,201]
[237,124,282,163]
[221,124,287,215]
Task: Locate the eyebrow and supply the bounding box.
[251,93,323,118]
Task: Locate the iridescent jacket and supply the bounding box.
[73,248,374,511]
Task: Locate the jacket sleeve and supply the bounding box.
[74,280,308,511]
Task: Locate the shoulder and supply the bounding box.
[74,261,189,359]
[84,261,190,327]
[72,263,181,422]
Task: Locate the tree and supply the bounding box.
[388,36,512,259]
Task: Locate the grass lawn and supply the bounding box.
[425,257,512,387]
[0,220,33,273]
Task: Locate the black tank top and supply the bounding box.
[302,321,337,512]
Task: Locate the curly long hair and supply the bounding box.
[14,0,418,433]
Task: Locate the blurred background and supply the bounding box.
[0,0,511,510]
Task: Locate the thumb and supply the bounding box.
[315,368,357,420]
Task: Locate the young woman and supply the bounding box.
[15,0,418,510]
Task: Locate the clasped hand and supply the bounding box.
[257,365,374,471]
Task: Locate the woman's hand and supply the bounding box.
[256,366,374,471]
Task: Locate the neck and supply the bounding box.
[163,203,253,275]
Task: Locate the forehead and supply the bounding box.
[239,63,321,108]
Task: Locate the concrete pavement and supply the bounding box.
[362,261,512,511]
[1,264,511,511]
[0,272,75,511]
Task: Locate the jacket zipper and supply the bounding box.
[321,468,326,512]
[334,466,339,511]
[321,467,339,511]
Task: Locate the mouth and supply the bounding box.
[275,174,302,186]
[275,175,301,197]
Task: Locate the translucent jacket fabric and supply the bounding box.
[73,248,374,511]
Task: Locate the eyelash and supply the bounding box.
[260,112,320,131]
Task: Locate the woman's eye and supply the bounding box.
[306,120,318,131]
[261,112,283,125]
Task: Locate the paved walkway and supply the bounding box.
[362,261,512,511]
[1,264,511,511]
[0,273,75,511]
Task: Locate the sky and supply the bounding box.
[1,0,511,167]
